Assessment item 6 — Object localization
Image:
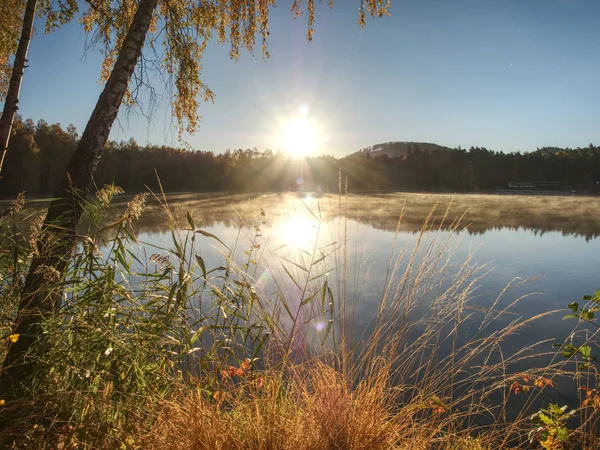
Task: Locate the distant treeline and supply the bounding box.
[2,117,600,196]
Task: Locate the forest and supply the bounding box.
[1,116,600,197]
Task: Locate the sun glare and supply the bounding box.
[280,116,318,156]
[277,216,317,249]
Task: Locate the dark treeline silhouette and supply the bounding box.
[2,117,600,196]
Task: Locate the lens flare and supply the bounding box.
[280,117,317,156]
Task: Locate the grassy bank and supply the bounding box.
[0,189,598,449]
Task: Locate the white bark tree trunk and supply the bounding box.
[0,0,37,174]
[1,0,160,394]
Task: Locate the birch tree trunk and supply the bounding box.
[0,0,37,175]
[0,0,160,393]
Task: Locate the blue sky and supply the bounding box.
[11,0,600,155]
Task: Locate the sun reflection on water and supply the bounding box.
[276,215,319,250]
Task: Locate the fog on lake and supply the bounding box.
[104,192,600,365]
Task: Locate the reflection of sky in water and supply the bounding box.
[125,212,600,355]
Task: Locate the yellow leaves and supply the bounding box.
[540,435,562,450]
[306,0,315,42]
[42,0,80,34]
[357,9,366,28]
[9,333,19,343]
[74,0,392,141]
[99,52,116,85]
[363,0,393,18]
[0,399,5,406]
[0,0,25,100]
[357,0,392,27]
[149,13,158,34]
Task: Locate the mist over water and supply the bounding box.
[110,192,600,350]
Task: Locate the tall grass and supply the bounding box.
[0,187,597,449]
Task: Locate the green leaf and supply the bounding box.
[190,327,205,345]
[556,427,570,441]
[195,229,228,249]
[560,344,577,358]
[538,412,553,425]
[568,302,579,312]
[327,286,335,310]
[251,333,270,360]
[115,241,130,270]
[232,279,251,289]
[563,314,578,320]
[187,211,195,230]
[582,295,592,300]
[171,230,182,258]
[206,265,227,275]
[588,294,600,302]
[581,310,595,321]
[321,320,333,346]
[281,264,302,291]
[127,248,144,267]
[195,254,207,284]
[579,345,592,358]
[300,290,319,306]
[548,403,564,415]
[97,217,126,235]
[279,294,294,320]
[307,272,324,282]
[280,256,309,273]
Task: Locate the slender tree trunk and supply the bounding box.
[0,0,37,175]
[0,0,159,394]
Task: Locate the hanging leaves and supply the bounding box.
[75,0,393,140]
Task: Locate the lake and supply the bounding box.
[105,191,599,405]
[110,192,598,347]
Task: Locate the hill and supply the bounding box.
[358,141,453,158]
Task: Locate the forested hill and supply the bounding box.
[358,142,453,158]
[1,117,599,196]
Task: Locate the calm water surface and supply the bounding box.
[116,192,600,365]
[100,192,600,411]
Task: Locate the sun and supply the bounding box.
[280,116,318,156]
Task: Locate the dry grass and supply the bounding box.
[146,363,506,450]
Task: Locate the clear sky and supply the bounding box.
[11,0,600,155]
